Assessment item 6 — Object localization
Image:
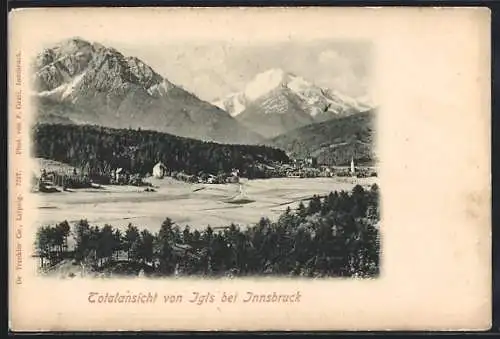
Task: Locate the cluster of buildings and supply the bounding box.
[250,157,375,179]
[33,156,376,194]
[33,168,92,192]
[152,161,240,184]
[33,165,147,192]
[151,158,375,184]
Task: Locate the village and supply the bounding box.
[33,156,377,194]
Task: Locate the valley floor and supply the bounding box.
[34,176,378,233]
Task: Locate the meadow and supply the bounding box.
[35,176,378,233]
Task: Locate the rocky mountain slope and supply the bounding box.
[32,38,264,145]
[212,68,371,138]
[269,109,376,166]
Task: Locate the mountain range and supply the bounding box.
[32,38,375,164]
[32,38,263,145]
[212,68,371,138]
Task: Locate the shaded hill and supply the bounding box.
[269,110,376,166]
[32,38,263,145]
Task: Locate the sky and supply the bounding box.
[37,36,373,103]
[25,8,377,103]
[99,39,373,102]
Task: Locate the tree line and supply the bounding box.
[35,184,380,278]
[32,123,290,177]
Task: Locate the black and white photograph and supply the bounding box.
[30,36,380,279]
[9,7,491,332]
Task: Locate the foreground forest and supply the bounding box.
[35,184,380,278]
[32,123,290,176]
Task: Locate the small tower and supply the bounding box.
[350,157,355,175]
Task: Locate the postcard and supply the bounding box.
[8,6,491,331]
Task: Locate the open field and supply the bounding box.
[34,176,378,233]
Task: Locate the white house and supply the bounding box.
[152,161,167,179]
[115,168,124,181]
[231,169,240,177]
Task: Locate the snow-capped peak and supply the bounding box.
[212,68,302,116]
[33,37,176,100]
[212,92,248,117]
[243,68,292,101]
[212,68,371,118]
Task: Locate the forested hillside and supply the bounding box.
[32,123,289,176]
[270,110,376,166]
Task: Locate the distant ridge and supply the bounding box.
[269,109,376,166]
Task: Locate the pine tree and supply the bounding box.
[297,201,307,219]
[123,223,140,261]
[73,219,91,261]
